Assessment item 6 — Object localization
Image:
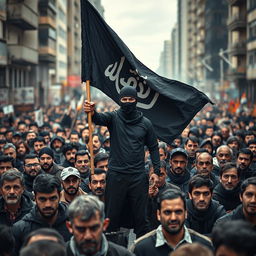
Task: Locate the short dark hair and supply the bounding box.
[24,154,38,162]
[212,220,256,256]
[238,148,253,162]
[0,155,13,165]
[94,152,109,167]
[240,177,256,196]
[0,224,15,255]
[89,168,106,183]
[185,136,199,145]
[157,188,186,210]
[75,150,90,162]
[22,228,65,247]
[219,162,240,178]
[20,240,66,256]
[62,143,79,155]
[188,175,214,194]
[33,174,61,194]
[32,136,46,145]
[0,169,25,187]
[248,138,256,146]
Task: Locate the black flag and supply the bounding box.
[80,0,212,144]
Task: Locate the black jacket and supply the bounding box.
[215,204,256,231]
[168,169,190,194]
[213,183,241,212]
[133,228,213,256]
[185,199,226,235]
[92,110,160,175]
[66,240,134,256]
[12,203,71,253]
[0,193,34,226]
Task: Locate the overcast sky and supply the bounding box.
[101,0,177,71]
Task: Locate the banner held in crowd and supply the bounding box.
[80,0,213,144]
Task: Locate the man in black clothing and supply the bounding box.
[0,169,33,226]
[193,152,219,188]
[12,174,71,254]
[84,86,160,237]
[186,175,225,235]
[236,148,255,181]
[0,155,13,177]
[215,177,256,228]
[248,139,256,171]
[62,143,80,168]
[23,154,43,193]
[66,195,133,256]
[133,189,213,256]
[184,136,199,171]
[168,148,190,193]
[213,162,241,212]
[50,136,65,164]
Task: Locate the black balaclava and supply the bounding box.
[119,86,137,115]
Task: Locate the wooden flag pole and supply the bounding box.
[85,80,95,174]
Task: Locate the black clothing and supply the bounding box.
[187,156,195,171]
[14,159,24,172]
[133,228,213,256]
[12,203,71,253]
[66,240,134,256]
[168,169,190,194]
[215,204,256,231]
[212,165,220,177]
[92,109,160,237]
[0,193,33,226]
[23,172,37,193]
[62,159,75,168]
[213,183,241,212]
[185,199,226,235]
[92,110,160,175]
[79,172,90,192]
[239,167,256,181]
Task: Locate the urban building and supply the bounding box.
[157,40,172,79]
[0,0,38,107]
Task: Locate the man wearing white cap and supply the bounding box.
[60,167,87,205]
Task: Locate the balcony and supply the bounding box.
[39,0,56,13]
[8,45,38,64]
[39,16,56,29]
[227,66,246,80]
[39,46,56,63]
[229,41,246,55]
[226,0,245,6]
[0,0,6,20]
[0,41,7,65]
[227,14,246,31]
[7,3,38,30]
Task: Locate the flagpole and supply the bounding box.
[84,80,95,175]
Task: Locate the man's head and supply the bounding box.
[91,134,102,155]
[3,143,17,160]
[248,139,256,161]
[61,167,81,196]
[62,143,79,164]
[169,148,188,175]
[221,126,230,140]
[94,152,108,171]
[219,162,240,191]
[226,136,240,151]
[32,137,46,155]
[119,86,137,115]
[151,160,168,188]
[67,195,109,255]
[75,150,90,174]
[184,136,199,158]
[25,130,37,144]
[159,142,168,161]
[216,145,233,168]
[244,131,255,145]
[0,155,14,176]
[199,139,213,155]
[211,132,223,148]
[240,177,256,218]
[0,169,25,205]
[188,175,213,211]
[24,154,42,177]
[157,189,187,235]
[50,136,65,153]
[195,152,213,177]
[39,147,54,172]
[212,220,256,256]
[89,169,106,198]
[33,174,61,219]
[70,131,80,143]
[236,148,253,171]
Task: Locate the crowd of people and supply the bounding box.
[0,87,256,256]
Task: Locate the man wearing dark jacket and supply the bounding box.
[213,162,241,212]
[66,195,133,256]
[61,143,80,168]
[84,86,160,237]
[215,177,256,229]
[132,189,213,256]
[50,136,65,164]
[12,174,71,254]
[0,169,33,226]
[38,147,63,179]
[186,175,225,235]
